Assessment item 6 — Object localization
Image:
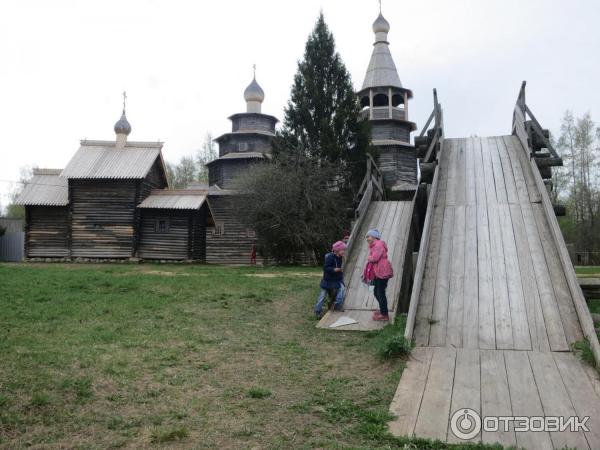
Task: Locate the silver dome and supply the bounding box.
[372,13,390,34]
[244,77,265,103]
[114,111,132,135]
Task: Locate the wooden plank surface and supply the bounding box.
[521,203,569,351]
[504,350,553,450]
[554,352,600,449]
[509,203,550,352]
[319,198,415,330]
[462,204,479,349]
[413,347,456,440]
[529,351,590,450]
[446,205,466,348]
[480,350,516,447]
[534,204,584,345]
[428,205,455,346]
[389,347,433,437]
[447,348,481,443]
[488,202,514,349]
[498,203,531,350]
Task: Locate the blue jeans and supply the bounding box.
[314,283,345,315]
[374,278,389,315]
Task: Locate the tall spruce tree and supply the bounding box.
[276,13,371,193]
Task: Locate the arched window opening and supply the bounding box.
[392,94,404,107]
[373,93,389,107]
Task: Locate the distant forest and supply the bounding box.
[551,111,600,263]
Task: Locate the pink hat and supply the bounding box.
[332,241,347,252]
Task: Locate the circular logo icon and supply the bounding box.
[450,408,481,440]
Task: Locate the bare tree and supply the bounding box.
[196,133,217,182]
[5,165,34,219]
[166,156,197,189]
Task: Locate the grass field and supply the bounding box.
[575,266,600,278]
[576,266,600,314]
[0,263,507,450]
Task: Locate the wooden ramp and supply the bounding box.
[317,200,414,331]
[391,136,600,448]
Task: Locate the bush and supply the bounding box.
[235,154,349,263]
[377,335,412,360]
[0,225,5,237]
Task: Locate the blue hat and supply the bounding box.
[366,229,381,239]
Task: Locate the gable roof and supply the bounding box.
[61,140,166,180]
[16,169,69,206]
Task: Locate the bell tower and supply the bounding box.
[358,6,417,195]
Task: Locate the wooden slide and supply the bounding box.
[317,198,415,331]
[391,136,600,448]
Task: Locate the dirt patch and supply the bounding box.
[245,272,320,279]
[139,270,192,277]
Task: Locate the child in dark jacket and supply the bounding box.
[314,241,347,318]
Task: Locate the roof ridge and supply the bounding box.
[33,168,63,175]
[80,139,163,148]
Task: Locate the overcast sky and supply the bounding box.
[1,0,599,207]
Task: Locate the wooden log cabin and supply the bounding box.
[17,108,214,262]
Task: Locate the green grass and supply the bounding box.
[575,266,600,277]
[247,387,272,399]
[0,263,503,449]
[572,339,596,366]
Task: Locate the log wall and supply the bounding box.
[218,135,272,156]
[209,159,259,189]
[70,180,137,258]
[138,210,190,260]
[372,121,411,143]
[206,195,259,264]
[25,206,69,258]
[377,145,418,188]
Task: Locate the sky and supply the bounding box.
[1,0,599,208]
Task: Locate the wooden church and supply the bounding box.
[17,9,418,264]
[16,75,277,263]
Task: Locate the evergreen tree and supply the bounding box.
[276,12,371,193]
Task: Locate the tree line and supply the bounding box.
[553,111,600,263]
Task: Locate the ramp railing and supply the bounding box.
[405,89,444,340]
[345,154,385,262]
[415,89,444,167]
[513,81,562,177]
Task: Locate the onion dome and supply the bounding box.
[373,13,390,34]
[244,77,265,103]
[114,110,131,136]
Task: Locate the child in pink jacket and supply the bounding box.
[364,229,393,321]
